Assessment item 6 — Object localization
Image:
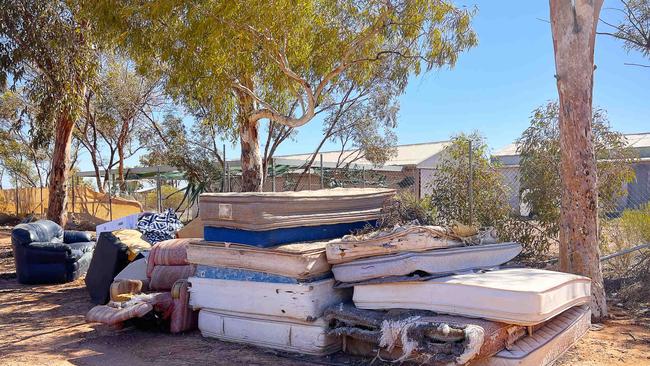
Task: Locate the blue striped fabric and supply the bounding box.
[203,220,377,247]
[194,265,332,284]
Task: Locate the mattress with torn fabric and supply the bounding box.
[331,242,522,283]
[324,303,529,365]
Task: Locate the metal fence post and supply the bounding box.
[272,158,276,192]
[156,166,162,212]
[226,163,230,193]
[14,174,19,215]
[320,154,324,189]
[468,140,474,225]
[222,144,226,192]
[108,174,113,221]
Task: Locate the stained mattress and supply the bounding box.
[199,310,341,355]
[332,242,522,283]
[189,276,351,321]
[475,305,591,366]
[353,268,591,325]
[187,241,330,279]
[199,188,394,231]
[326,225,465,264]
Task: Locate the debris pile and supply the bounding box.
[186,188,394,355]
[324,221,592,365]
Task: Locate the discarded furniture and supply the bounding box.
[188,240,331,280]
[324,303,530,364]
[199,310,340,355]
[353,268,591,326]
[11,219,95,284]
[331,242,522,283]
[189,269,350,321]
[86,278,197,333]
[473,305,591,366]
[200,188,394,246]
[85,230,151,304]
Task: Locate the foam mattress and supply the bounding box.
[326,225,466,264]
[475,305,591,366]
[199,188,394,231]
[189,276,351,321]
[353,268,591,325]
[193,265,330,284]
[187,241,330,279]
[199,310,341,355]
[332,242,522,283]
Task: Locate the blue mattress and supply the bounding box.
[194,265,332,284]
[203,220,376,247]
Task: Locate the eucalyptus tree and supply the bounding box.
[599,0,650,63]
[0,89,52,188]
[1,0,97,225]
[76,55,163,192]
[85,0,477,191]
[549,0,607,319]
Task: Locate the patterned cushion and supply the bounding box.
[136,209,183,244]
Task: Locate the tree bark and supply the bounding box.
[237,76,263,192]
[46,111,75,227]
[549,0,607,320]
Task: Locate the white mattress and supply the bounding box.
[332,242,522,282]
[475,305,591,366]
[199,310,341,355]
[189,277,351,321]
[187,241,330,279]
[353,268,591,325]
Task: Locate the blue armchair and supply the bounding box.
[11,220,95,284]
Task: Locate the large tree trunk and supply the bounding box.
[549,0,607,321]
[237,78,263,192]
[46,111,75,227]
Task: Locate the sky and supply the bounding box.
[23,1,650,180]
[264,0,649,159]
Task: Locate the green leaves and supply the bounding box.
[1,0,97,142]
[83,0,477,131]
[517,101,638,232]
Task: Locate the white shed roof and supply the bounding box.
[493,132,650,166]
[275,141,451,170]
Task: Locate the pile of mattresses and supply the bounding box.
[324,225,592,365]
[187,188,395,355]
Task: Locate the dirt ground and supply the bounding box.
[1,231,649,366]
